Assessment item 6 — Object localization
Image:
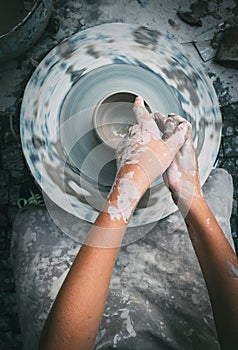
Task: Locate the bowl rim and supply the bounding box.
[93,89,141,149]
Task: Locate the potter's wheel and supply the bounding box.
[20,23,222,232]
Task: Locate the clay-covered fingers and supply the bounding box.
[163,114,187,141]
[154,112,190,141]
[133,96,160,138]
[133,96,151,122]
[163,121,189,158]
[162,116,200,209]
[176,123,198,171]
[154,111,167,132]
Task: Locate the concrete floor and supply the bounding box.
[0,0,237,348]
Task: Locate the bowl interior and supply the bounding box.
[93,91,152,149]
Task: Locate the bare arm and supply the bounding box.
[183,195,238,350]
[39,97,187,350]
[155,111,238,349]
[39,165,149,350]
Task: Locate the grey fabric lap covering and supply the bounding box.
[11,169,234,350]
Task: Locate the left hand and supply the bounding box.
[115,96,189,194]
[106,96,188,226]
[154,111,202,209]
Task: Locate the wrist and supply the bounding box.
[96,164,149,229]
[175,185,205,219]
[107,164,149,222]
[112,164,150,198]
[170,174,203,215]
[179,194,207,222]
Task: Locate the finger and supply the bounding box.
[162,158,177,189]
[162,118,180,141]
[178,126,197,169]
[167,113,186,123]
[164,121,189,156]
[154,112,185,134]
[154,111,167,132]
[162,114,188,141]
[133,96,151,123]
[177,119,193,151]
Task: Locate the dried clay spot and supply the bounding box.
[66,66,86,83]
[58,40,74,60]
[32,136,45,149]
[226,260,238,279]
[162,65,200,106]
[136,0,149,8]
[133,26,160,49]
[86,44,101,59]
[107,174,140,223]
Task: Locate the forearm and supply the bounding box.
[181,196,238,349]
[39,242,120,350]
[39,165,148,350]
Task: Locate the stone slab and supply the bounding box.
[11,168,234,350]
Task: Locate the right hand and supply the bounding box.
[115,97,189,192]
[154,112,203,209]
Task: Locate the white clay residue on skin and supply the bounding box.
[129,124,152,145]
[107,172,140,223]
[225,259,238,278]
[168,161,182,184]
[140,119,161,140]
[163,151,170,158]
[125,159,139,165]
[132,100,159,140]
[204,217,214,232]
[133,106,146,122]
[112,123,131,138]
[178,179,194,200]
[123,171,134,179]
[116,100,162,170]
[116,128,150,169]
[108,203,122,221]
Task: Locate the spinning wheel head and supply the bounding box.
[20,23,222,241]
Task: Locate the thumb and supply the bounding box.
[133,96,161,138]
[154,111,167,132]
[164,121,188,157]
[133,96,152,123]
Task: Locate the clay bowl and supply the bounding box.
[20,23,222,241]
[93,91,152,149]
[0,0,52,62]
